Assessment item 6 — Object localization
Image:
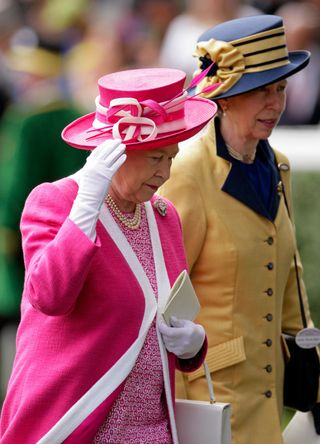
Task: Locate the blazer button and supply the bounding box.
[266,237,274,245]
[265,288,273,296]
[264,390,272,398]
[266,262,274,270]
[264,339,273,347]
[265,313,273,322]
[265,365,273,373]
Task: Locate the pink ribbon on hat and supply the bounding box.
[86,95,186,143]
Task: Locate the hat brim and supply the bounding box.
[62,98,217,151]
[212,50,310,100]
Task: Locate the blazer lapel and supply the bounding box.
[222,160,272,219]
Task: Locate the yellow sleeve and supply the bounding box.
[159,152,207,272]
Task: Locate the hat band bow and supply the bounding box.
[86,95,187,143]
[194,26,290,98]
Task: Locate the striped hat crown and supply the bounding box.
[194,15,310,100]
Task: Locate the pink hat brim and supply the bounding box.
[61,98,217,151]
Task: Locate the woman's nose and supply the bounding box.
[157,160,171,180]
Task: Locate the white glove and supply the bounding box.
[69,139,126,240]
[158,316,205,359]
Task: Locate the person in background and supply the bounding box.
[159,14,319,444]
[276,2,320,125]
[0,66,217,443]
[0,43,87,328]
[248,0,286,14]
[159,0,261,80]
[116,0,182,69]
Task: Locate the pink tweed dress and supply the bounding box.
[93,203,172,443]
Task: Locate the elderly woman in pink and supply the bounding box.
[0,68,217,443]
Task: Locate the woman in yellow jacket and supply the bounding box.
[160,14,319,444]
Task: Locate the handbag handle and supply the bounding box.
[203,361,216,404]
[277,164,307,329]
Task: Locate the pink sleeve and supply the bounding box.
[21,183,100,316]
[176,336,208,373]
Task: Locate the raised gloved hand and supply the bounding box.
[158,316,205,359]
[69,139,126,240]
[311,402,320,435]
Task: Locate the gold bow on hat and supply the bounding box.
[194,39,245,99]
[194,26,290,98]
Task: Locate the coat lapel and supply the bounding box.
[215,120,280,221]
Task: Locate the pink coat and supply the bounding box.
[0,178,206,443]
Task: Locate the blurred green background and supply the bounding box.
[282,171,320,429]
[292,171,320,327]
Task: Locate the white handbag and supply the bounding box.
[283,411,320,444]
[175,362,232,444]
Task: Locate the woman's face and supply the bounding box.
[110,144,179,205]
[221,79,288,142]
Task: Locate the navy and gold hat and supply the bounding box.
[193,15,310,100]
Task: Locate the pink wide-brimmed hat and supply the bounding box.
[62,67,218,150]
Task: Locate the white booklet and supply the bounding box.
[162,270,201,325]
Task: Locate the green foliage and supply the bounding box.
[281,407,295,430]
[292,172,320,327]
[282,172,320,430]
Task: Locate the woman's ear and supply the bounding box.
[217,98,229,114]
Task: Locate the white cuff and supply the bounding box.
[69,200,100,241]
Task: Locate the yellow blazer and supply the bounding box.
[159,119,314,444]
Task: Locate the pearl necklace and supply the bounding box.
[105,194,142,230]
[226,143,256,164]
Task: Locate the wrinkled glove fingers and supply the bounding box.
[84,142,126,179]
[170,316,188,328]
[159,318,205,359]
[110,152,127,171]
[103,144,126,167]
[85,142,109,161]
[159,322,187,348]
[87,139,123,162]
[158,321,174,338]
